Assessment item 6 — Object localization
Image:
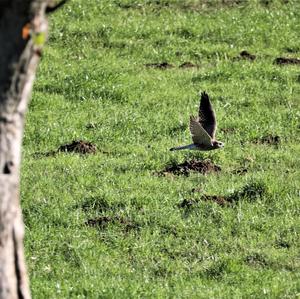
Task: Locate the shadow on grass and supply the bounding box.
[77,196,142,233]
[115,0,247,12]
[85,215,141,232]
[179,180,269,208]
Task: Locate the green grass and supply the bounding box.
[22,0,300,297]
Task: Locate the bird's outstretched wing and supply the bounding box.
[189,116,212,146]
[198,91,217,139]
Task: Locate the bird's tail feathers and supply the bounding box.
[170,144,197,151]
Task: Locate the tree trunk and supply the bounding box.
[0,1,49,298]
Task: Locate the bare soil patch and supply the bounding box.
[58,140,97,154]
[252,135,280,146]
[160,159,221,176]
[274,57,300,65]
[145,62,174,69]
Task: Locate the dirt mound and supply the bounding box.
[161,159,221,176]
[145,62,174,69]
[274,57,300,65]
[179,62,199,68]
[252,135,280,146]
[58,140,97,154]
[33,140,97,158]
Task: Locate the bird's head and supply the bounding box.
[213,141,224,149]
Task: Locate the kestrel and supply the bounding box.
[170,92,224,151]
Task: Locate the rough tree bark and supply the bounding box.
[0,0,50,298]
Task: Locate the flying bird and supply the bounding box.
[170,92,224,151]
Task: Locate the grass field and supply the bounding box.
[21,0,300,298]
